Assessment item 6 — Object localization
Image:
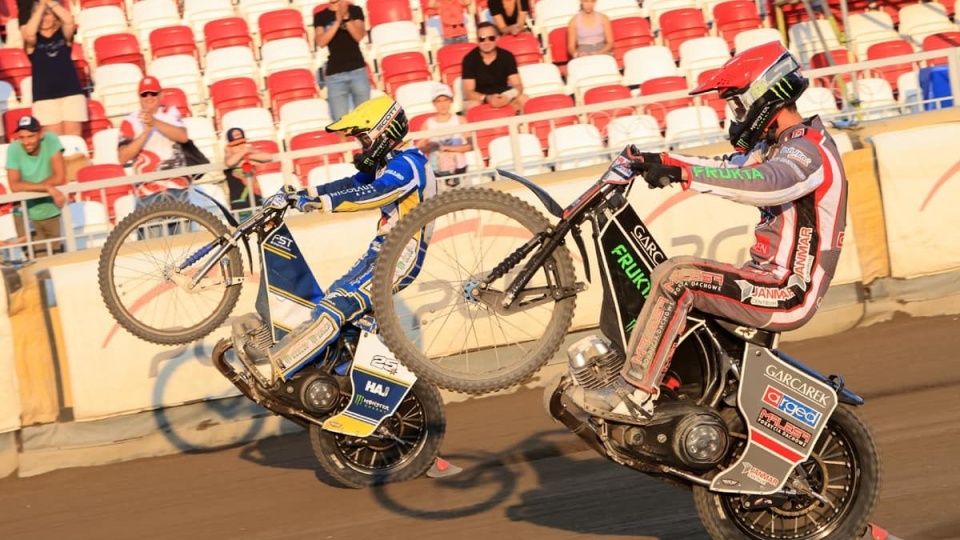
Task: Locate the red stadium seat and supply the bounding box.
[611,17,654,69]
[436,42,476,86]
[922,31,960,66]
[76,164,133,220]
[72,42,93,91]
[466,104,516,160]
[659,8,709,60]
[865,39,916,91]
[204,17,255,54]
[248,140,282,175]
[149,26,200,63]
[267,68,320,120]
[639,76,693,129]
[160,87,192,117]
[408,112,432,132]
[584,84,633,136]
[93,33,145,71]
[380,52,432,94]
[82,100,113,150]
[713,0,763,50]
[258,9,308,45]
[547,27,571,76]
[0,49,32,98]
[497,32,543,66]
[289,130,345,184]
[523,94,577,150]
[80,0,127,17]
[366,0,414,30]
[3,107,32,144]
[809,49,856,94]
[210,77,262,129]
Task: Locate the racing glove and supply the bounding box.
[625,145,663,165]
[287,188,325,212]
[631,161,685,189]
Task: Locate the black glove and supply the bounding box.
[625,145,663,166]
[631,161,685,189]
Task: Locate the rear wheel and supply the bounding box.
[310,380,445,488]
[694,405,880,540]
[97,200,243,345]
[371,187,578,394]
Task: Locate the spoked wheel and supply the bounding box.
[97,200,243,345]
[371,187,578,394]
[310,380,445,488]
[694,406,881,540]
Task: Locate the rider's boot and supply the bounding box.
[567,375,656,424]
[859,523,902,540]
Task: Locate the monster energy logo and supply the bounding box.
[769,79,794,100]
[611,244,652,295]
[353,393,391,413]
[690,166,764,180]
[354,394,364,406]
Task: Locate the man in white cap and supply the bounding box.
[117,75,192,204]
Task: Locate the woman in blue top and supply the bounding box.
[21,0,88,137]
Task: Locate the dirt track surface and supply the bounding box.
[1,314,959,540]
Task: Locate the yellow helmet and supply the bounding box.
[326,95,409,174]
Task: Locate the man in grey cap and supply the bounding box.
[4,115,66,256]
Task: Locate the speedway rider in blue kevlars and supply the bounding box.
[256,95,438,380]
[570,41,849,424]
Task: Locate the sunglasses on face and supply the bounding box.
[478,35,497,42]
[140,91,159,98]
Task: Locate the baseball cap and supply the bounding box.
[226,127,246,144]
[432,83,454,101]
[138,76,162,94]
[16,115,41,133]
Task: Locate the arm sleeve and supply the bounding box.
[350,5,365,21]
[677,137,826,207]
[313,156,421,213]
[461,51,477,80]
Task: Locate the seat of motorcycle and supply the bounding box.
[712,318,778,349]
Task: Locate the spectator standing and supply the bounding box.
[417,84,472,188]
[21,0,88,136]
[223,127,273,216]
[314,0,370,124]
[429,0,472,46]
[117,76,191,204]
[567,0,613,58]
[461,23,528,111]
[4,115,66,257]
[487,0,528,35]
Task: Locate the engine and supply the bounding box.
[566,335,729,470]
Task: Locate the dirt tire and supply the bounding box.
[98,200,243,345]
[694,405,881,540]
[371,187,577,394]
[309,380,445,488]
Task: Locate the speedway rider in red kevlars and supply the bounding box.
[569,42,849,425]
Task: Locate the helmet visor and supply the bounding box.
[724,53,802,124]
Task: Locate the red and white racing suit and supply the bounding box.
[622,116,848,393]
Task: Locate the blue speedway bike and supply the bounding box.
[97,189,445,488]
[368,146,881,539]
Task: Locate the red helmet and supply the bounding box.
[691,41,808,152]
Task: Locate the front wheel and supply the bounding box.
[694,405,881,540]
[371,187,578,394]
[97,200,243,345]
[310,380,445,488]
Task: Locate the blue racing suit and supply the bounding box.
[274,146,437,379]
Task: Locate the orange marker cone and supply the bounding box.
[426,456,463,478]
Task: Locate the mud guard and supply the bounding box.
[322,332,418,437]
[710,344,839,495]
[496,169,564,218]
[193,187,254,279]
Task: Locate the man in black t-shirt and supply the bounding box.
[314,0,371,125]
[461,22,528,112]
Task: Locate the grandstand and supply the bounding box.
[1,0,959,260]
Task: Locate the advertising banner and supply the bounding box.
[873,124,960,278]
[0,273,22,433]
